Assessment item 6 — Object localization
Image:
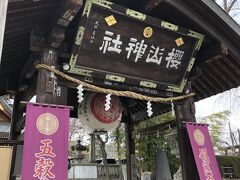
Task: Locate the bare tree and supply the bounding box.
[214,0,239,12]
[69,118,89,143]
[97,134,111,180]
[216,0,240,23]
[222,0,238,12]
[215,87,240,115]
[214,0,240,114]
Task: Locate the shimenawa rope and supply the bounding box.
[36,64,194,103]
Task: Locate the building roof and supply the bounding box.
[0,0,62,94]
[0,122,10,139]
[0,0,240,121]
[0,96,12,123]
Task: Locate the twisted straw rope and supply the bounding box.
[36,64,195,103]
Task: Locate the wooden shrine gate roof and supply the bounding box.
[0,0,61,94]
[0,0,240,121]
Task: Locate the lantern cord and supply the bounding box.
[36,64,195,103]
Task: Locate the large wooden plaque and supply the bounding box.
[68,0,204,94]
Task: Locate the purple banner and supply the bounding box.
[186,122,222,180]
[21,103,70,180]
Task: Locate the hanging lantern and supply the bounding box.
[78,92,122,134]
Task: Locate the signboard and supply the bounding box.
[0,146,13,180]
[186,123,222,180]
[68,0,204,93]
[21,103,70,180]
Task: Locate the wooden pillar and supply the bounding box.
[174,96,199,180]
[89,134,96,163]
[125,117,137,180]
[36,49,58,103]
[10,93,23,140]
[10,79,37,180]
[9,93,21,180]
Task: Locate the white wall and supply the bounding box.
[0,0,8,64]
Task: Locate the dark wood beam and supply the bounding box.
[174,96,200,180]
[10,93,24,141]
[36,50,68,105]
[30,27,69,58]
[197,43,228,64]
[215,61,237,85]
[131,103,170,124]
[30,0,83,55]
[0,140,24,145]
[192,80,209,99]
[11,77,37,135]
[200,75,218,94]
[228,52,240,69]
[19,77,37,102]
[209,61,233,88]
[16,0,83,93]
[9,92,24,180]
[193,84,207,99]
[223,56,240,76]
[202,67,225,91]
[55,83,68,106]
[198,75,218,94]
[48,0,83,48]
[124,116,137,180]
[194,78,212,95]
[15,116,25,132]
[137,0,164,13]
[217,58,240,84]
[36,49,58,103]
[192,86,204,100]
[165,0,240,59]
[9,1,83,179]
[19,53,39,87]
[138,120,176,135]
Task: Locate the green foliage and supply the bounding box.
[137,112,174,129]
[106,112,181,176]
[135,133,180,175]
[198,111,230,152]
[109,124,126,160]
[136,134,167,171]
[167,153,181,176]
[135,112,179,175]
[216,156,240,178]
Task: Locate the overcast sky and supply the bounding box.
[195,88,240,132]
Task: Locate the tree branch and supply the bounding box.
[224,0,228,11]
[227,0,238,12]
